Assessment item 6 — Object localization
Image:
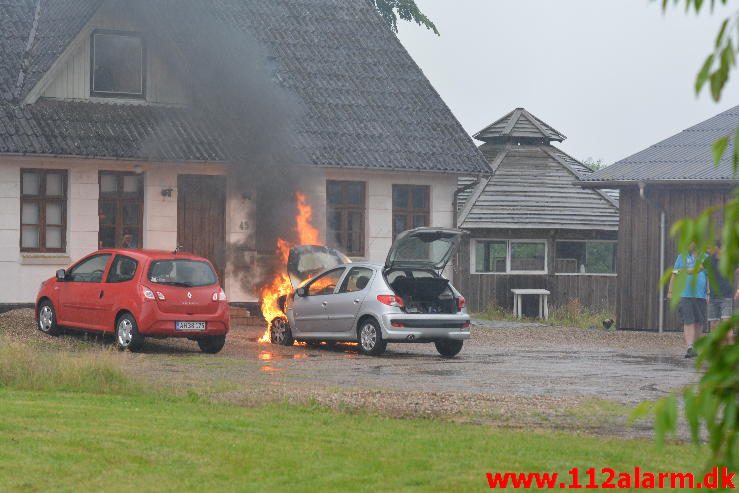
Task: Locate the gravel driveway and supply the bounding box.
[0,309,699,436]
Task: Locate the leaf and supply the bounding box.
[695,54,714,94]
[715,18,728,48]
[712,136,729,165]
[734,127,739,174]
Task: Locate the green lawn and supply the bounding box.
[0,389,703,492]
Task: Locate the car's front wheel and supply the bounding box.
[37,300,60,336]
[115,313,144,352]
[197,335,226,354]
[270,317,293,346]
[435,339,463,358]
[358,318,386,356]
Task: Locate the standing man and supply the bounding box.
[708,241,738,344]
[669,244,708,358]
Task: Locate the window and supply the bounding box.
[555,241,616,274]
[148,260,218,287]
[475,240,507,273]
[326,181,365,256]
[106,255,138,283]
[91,31,145,98]
[392,185,430,239]
[68,254,111,283]
[306,268,345,296]
[473,240,547,274]
[339,267,374,293]
[99,172,144,249]
[20,169,67,252]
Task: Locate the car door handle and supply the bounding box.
[321,301,328,307]
[353,299,360,304]
[99,290,104,299]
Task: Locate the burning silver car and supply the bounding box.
[269,227,471,357]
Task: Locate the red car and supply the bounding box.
[35,249,230,353]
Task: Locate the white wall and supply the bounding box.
[323,169,458,263]
[0,161,459,305]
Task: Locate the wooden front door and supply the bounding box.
[177,175,227,284]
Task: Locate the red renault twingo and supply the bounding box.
[35,249,230,353]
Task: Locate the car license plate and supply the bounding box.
[176,321,206,331]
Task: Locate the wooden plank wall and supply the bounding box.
[455,231,617,315]
[616,185,733,331]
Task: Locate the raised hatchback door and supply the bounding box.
[146,258,220,316]
[287,245,350,289]
[385,227,464,271]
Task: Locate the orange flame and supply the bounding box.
[258,193,319,343]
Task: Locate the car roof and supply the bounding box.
[91,249,210,262]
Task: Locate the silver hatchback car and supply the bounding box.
[269,228,471,357]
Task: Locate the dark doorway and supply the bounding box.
[177,175,226,285]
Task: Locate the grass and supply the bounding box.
[476,299,615,330]
[0,390,704,492]
[0,337,705,492]
[0,339,140,394]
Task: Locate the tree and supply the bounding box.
[647,0,739,479]
[366,0,439,35]
[583,158,608,171]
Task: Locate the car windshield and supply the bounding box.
[148,259,217,287]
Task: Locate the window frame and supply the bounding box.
[90,29,147,99]
[106,254,139,284]
[338,266,375,294]
[554,240,617,276]
[67,253,112,283]
[20,169,68,253]
[98,171,144,249]
[391,184,430,240]
[326,180,366,257]
[305,267,346,296]
[471,239,548,275]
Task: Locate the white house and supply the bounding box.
[0,0,489,308]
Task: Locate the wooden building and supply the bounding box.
[580,105,739,331]
[455,108,620,315]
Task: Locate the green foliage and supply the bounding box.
[655,1,739,478]
[366,0,439,35]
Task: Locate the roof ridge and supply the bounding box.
[14,0,43,103]
[541,146,619,209]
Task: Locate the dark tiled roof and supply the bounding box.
[0,99,224,160]
[474,107,566,143]
[0,0,489,174]
[582,105,739,184]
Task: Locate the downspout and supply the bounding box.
[639,182,666,334]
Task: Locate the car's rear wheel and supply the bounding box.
[37,300,60,336]
[358,318,386,356]
[115,313,144,352]
[270,317,293,346]
[197,335,226,354]
[435,339,463,358]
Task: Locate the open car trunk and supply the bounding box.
[388,273,458,314]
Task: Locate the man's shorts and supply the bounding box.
[709,297,734,321]
[679,297,707,325]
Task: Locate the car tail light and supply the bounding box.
[462,321,471,330]
[390,321,405,328]
[212,288,227,302]
[142,286,155,300]
[156,291,166,300]
[377,295,404,308]
[457,296,466,311]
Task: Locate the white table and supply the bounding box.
[511,289,550,320]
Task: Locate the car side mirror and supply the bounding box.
[296,287,306,297]
[55,269,66,281]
